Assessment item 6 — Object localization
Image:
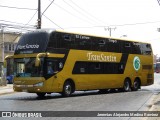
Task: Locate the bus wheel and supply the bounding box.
[123,78,131,92]
[36,93,46,98]
[132,79,140,91]
[62,81,72,97]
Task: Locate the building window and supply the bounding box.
[4,44,8,51]
[9,44,12,51]
[12,44,15,51]
[4,42,17,52]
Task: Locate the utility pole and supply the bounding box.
[104,27,116,37]
[0,25,6,86]
[1,26,4,62]
[37,0,41,29]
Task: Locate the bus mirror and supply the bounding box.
[35,58,40,67]
[35,53,47,67]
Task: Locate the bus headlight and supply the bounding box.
[34,82,44,87]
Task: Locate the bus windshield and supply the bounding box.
[15,31,49,54]
[14,58,44,77]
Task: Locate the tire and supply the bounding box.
[123,79,131,92]
[132,79,140,91]
[36,93,46,98]
[62,81,73,97]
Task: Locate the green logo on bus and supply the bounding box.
[133,56,140,71]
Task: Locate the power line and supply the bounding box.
[53,2,94,25]
[69,0,108,25]
[0,23,36,34]
[61,0,99,25]
[64,20,160,29]
[109,21,160,27]
[0,10,37,31]
[43,14,64,30]
[0,20,35,27]
[41,0,54,16]
[0,5,37,10]
[40,0,63,29]
[0,23,36,30]
[26,10,38,25]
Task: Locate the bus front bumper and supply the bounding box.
[13,82,46,93]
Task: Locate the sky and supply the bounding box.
[0,0,160,56]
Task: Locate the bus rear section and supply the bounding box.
[156,62,160,73]
[60,49,154,91]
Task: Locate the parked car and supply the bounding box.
[6,75,14,84]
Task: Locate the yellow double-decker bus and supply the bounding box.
[6,29,154,97]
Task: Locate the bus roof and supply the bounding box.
[26,29,151,44]
[56,29,151,44]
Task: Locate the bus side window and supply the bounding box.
[47,62,54,74]
[106,39,120,53]
[121,41,132,53]
[46,61,58,75]
[75,37,92,50]
[140,43,152,55]
[93,39,106,51]
[64,34,71,41]
[63,34,76,49]
[72,62,87,74]
[132,42,141,54]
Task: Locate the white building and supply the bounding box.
[0,32,21,79]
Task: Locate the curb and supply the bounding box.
[0,91,15,95]
[0,84,14,95]
[142,93,160,120]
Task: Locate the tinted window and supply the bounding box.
[75,36,92,50]
[48,33,76,49]
[15,32,49,54]
[47,32,152,55]
[106,39,121,53]
[121,41,132,53]
[72,61,123,74]
[132,42,141,54]
[140,43,152,55]
[92,38,106,51]
[63,34,76,49]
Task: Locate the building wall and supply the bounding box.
[0,32,21,62]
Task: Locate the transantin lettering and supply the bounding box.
[87,52,117,62]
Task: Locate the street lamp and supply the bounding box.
[104,27,116,37]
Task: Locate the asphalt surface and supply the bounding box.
[0,73,160,120]
[0,90,154,120]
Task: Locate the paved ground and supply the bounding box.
[144,93,160,120]
[0,84,14,95]
[0,84,160,120]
